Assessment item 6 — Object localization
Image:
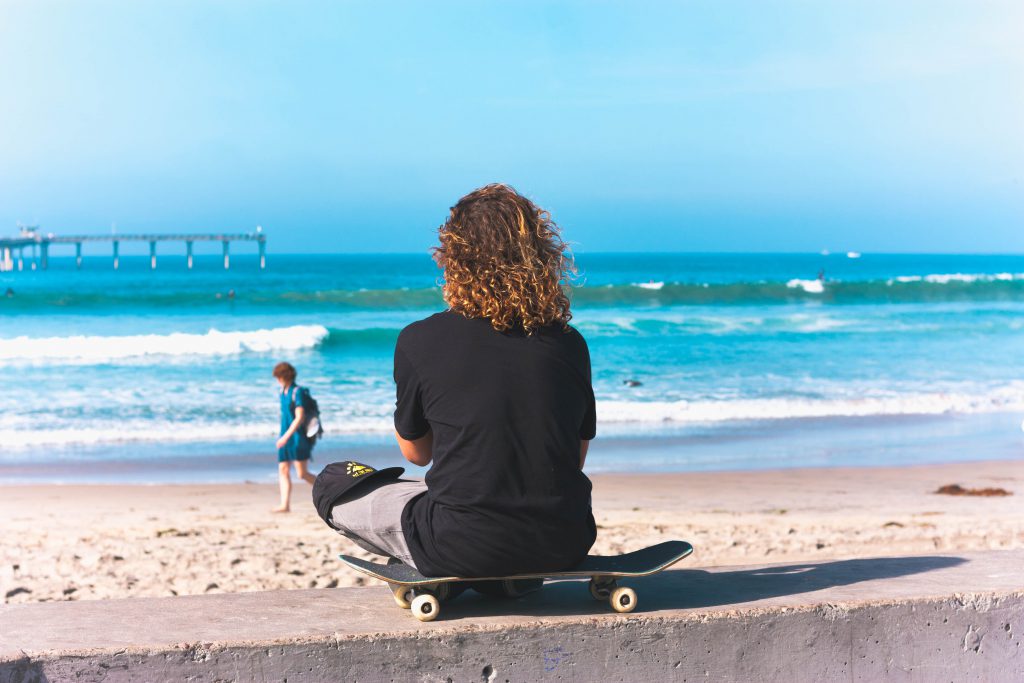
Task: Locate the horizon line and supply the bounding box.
[19,249,1024,258]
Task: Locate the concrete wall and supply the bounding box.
[2,551,1022,682]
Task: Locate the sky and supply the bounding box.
[1,1,1022,254]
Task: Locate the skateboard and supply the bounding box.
[339,539,693,621]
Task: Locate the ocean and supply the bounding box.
[2,252,1023,482]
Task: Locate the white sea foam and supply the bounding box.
[0,414,396,450]
[889,272,1024,285]
[633,281,665,290]
[596,385,1024,426]
[5,384,1023,450]
[0,325,330,365]
[0,423,277,449]
[785,278,825,294]
[783,314,849,333]
[576,311,855,335]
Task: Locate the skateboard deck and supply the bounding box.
[339,539,693,621]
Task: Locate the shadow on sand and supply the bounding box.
[435,554,966,620]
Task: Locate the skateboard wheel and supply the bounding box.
[588,577,616,601]
[609,586,637,613]
[411,593,440,622]
[392,585,413,609]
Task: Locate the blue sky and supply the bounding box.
[1,1,1022,253]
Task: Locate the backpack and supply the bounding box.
[291,385,324,445]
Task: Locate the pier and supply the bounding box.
[0,227,267,272]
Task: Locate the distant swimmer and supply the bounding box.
[623,379,643,387]
[817,269,825,282]
[4,288,13,298]
[228,289,235,300]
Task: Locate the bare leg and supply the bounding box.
[296,459,317,486]
[273,461,292,512]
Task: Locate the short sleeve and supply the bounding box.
[293,387,306,409]
[394,344,430,440]
[578,335,597,441]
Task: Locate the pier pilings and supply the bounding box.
[0,231,267,272]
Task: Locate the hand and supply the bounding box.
[276,436,288,450]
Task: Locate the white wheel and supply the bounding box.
[589,577,615,601]
[411,593,440,622]
[392,585,413,609]
[610,586,637,613]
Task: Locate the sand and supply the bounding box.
[2,460,1022,604]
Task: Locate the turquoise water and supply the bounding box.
[2,252,1023,480]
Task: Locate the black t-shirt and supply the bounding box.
[394,311,597,577]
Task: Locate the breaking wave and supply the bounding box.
[596,385,1024,426]
[3,385,1022,450]
[0,325,331,365]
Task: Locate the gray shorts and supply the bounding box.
[330,478,427,570]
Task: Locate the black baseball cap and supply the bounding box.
[312,460,405,528]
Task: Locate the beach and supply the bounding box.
[3,254,1024,604]
[3,459,1021,605]
[4,8,1022,678]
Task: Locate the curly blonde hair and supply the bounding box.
[433,184,575,333]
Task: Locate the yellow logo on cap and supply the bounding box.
[346,463,375,478]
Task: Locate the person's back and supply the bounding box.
[395,311,596,577]
[317,183,597,579]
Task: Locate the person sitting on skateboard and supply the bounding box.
[313,183,597,582]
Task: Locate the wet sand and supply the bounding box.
[2,459,1022,604]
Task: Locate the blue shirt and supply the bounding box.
[278,384,312,461]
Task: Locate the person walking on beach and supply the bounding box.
[272,362,317,512]
[313,184,597,584]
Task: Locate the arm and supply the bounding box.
[577,334,596,471]
[395,429,433,467]
[276,406,304,450]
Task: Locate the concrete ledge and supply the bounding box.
[2,551,1022,682]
